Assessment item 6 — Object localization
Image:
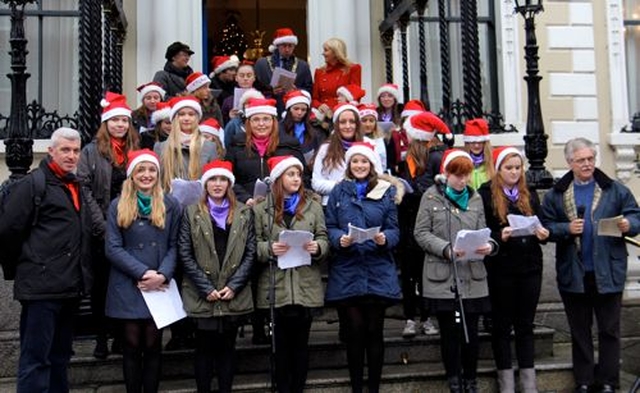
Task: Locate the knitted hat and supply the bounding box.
[201,160,235,188]
[332,103,360,123]
[463,118,490,143]
[267,155,304,183]
[126,149,160,177]
[492,146,523,170]
[377,83,400,102]
[336,84,366,104]
[440,149,472,174]
[101,91,131,123]
[185,72,211,93]
[358,103,378,120]
[165,41,194,60]
[151,102,171,125]
[244,98,278,118]
[211,55,240,75]
[137,82,166,103]
[345,141,380,171]
[400,99,426,118]
[404,111,452,142]
[168,96,202,120]
[199,118,223,141]
[268,27,299,53]
[284,89,311,110]
[238,89,265,111]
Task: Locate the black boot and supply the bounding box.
[463,379,478,393]
[448,376,462,393]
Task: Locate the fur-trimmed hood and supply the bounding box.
[379,173,405,205]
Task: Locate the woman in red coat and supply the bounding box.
[312,37,361,122]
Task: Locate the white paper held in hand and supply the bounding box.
[140,279,187,329]
[453,228,491,261]
[277,230,314,269]
[347,223,381,244]
[506,214,541,237]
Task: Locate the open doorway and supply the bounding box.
[203,0,308,73]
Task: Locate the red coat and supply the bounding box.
[312,63,362,109]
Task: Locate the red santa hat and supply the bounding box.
[126,149,160,177]
[377,83,400,102]
[268,27,299,53]
[404,111,452,142]
[244,98,278,118]
[211,55,240,75]
[101,91,131,123]
[332,102,360,124]
[358,103,378,120]
[168,96,202,120]
[185,72,211,93]
[345,141,381,171]
[463,118,491,143]
[151,102,172,125]
[284,89,311,110]
[400,99,426,119]
[492,146,523,170]
[199,118,223,141]
[440,149,473,174]
[201,160,235,188]
[336,84,366,104]
[267,155,304,183]
[136,82,166,103]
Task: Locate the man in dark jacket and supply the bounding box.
[153,41,195,98]
[0,127,93,393]
[541,137,640,393]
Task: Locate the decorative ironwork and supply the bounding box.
[416,0,430,108]
[461,0,483,118]
[381,30,394,83]
[103,3,113,91]
[0,101,78,140]
[77,0,103,143]
[438,0,451,118]
[515,0,553,189]
[398,14,410,104]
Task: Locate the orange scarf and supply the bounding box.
[406,155,418,178]
[110,137,126,166]
[48,160,80,211]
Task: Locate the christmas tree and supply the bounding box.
[215,12,248,58]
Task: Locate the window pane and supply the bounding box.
[0,17,10,117]
[42,0,78,11]
[626,25,640,112]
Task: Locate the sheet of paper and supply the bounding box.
[377,121,396,136]
[277,230,314,269]
[140,279,187,330]
[253,179,268,199]
[270,67,296,89]
[598,215,624,237]
[507,214,541,237]
[347,223,381,244]
[233,87,250,110]
[170,179,202,207]
[453,228,491,261]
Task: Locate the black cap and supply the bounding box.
[165,41,195,60]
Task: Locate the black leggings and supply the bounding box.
[194,326,239,393]
[436,311,480,380]
[121,319,163,393]
[273,306,313,393]
[341,304,386,393]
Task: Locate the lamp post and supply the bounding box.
[515,0,553,189]
[2,0,37,183]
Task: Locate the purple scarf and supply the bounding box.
[503,186,519,203]
[340,138,353,151]
[208,197,230,229]
[470,151,484,167]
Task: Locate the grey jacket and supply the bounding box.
[77,141,115,237]
[414,185,493,300]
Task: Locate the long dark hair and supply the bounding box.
[281,107,316,148]
[272,170,307,225]
[321,109,363,171]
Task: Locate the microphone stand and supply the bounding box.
[264,186,278,393]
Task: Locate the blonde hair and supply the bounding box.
[463,140,495,179]
[160,115,205,190]
[116,173,166,229]
[323,37,352,68]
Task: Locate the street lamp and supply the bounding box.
[514,0,553,189]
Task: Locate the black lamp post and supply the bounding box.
[2,0,37,183]
[514,0,553,189]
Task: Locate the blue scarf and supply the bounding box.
[137,191,152,216]
[208,197,230,229]
[341,138,353,151]
[445,186,470,210]
[355,180,368,201]
[284,193,300,215]
[503,186,519,203]
[294,123,306,145]
[470,151,484,167]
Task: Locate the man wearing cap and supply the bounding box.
[210,55,240,107]
[254,27,313,113]
[0,128,93,392]
[153,41,196,98]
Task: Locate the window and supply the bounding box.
[624,0,640,124]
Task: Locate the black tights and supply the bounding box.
[436,311,480,380]
[273,307,313,393]
[121,319,163,393]
[341,304,386,393]
[194,326,239,393]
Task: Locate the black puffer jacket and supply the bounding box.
[0,159,93,300]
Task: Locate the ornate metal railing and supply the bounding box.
[0,101,79,140]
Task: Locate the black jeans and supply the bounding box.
[194,325,239,393]
[273,306,313,393]
[560,272,622,387]
[489,270,542,370]
[436,311,480,380]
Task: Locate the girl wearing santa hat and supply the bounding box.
[140,102,172,150]
[185,71,224,127]
[358,103,389,172]
[324,142,402,393]
[376,83,404,126]
[179,160,256,393]
[477,147,548,393]
[77,91,139,360]
[131,82,166,134]
[279,89,324,165]
[220,62,269,124]
[104,149,181,393]
[463,118,495,190]
[253,155,328,393]
[414,149,497,393]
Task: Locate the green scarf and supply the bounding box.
[137,191,152,216]
[445,186,470,211]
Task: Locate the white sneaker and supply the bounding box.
[402,319,417,338]
[421,318,439,335]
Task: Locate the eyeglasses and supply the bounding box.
[572,156,595,165]
[250,116,274,125]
